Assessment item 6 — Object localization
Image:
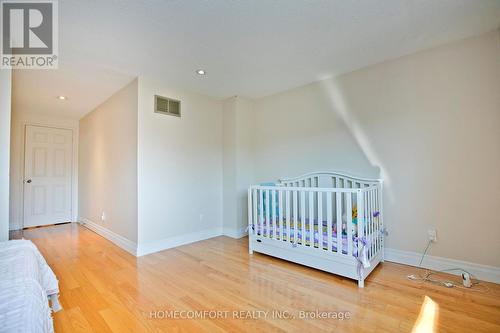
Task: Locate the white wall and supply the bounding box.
[222,97,255,238]
[0,69,12,241]
[254,81,379,182]
[253,30,500,267]
[137,77,223,253]
[79,79,138,243]
[9,110,79,231]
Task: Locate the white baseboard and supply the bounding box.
[79,218,138,256]
[223,226,248,239]
[80,218,224,257]
[136,227,223,257]
[385,248,500,284]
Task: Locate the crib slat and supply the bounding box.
[365,191,370,258]
[308,191,314,247]
[370,189,377,253]
[368,191,373,258]
[336,192,342,254]
[373,188,377,252]
[286,190,291,243]
[379,187,382,253]
[258,189,264,236]
[301,191,306,246]
[376,187,380,252]
[278,190,283,241]
[293,190,298,244]
[371,189,375,257]
[375,188,380,254]
[326,192,332,252]
[334,193,343,254]
[265,190,270,238]
[272,190,276,240]
[363,192,367,256]
[369,191,373,257]
[346,193,353,256]
[357,190,365,261]
[253,189,258,235]
[248,189,253,237]
[369,191,374,258]
[317,191,323,250]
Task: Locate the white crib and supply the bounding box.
[248,171,384,287]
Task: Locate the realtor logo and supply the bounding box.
[1,0,58,69]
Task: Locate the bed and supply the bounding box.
[248,171,384,287]
[0,239,61,333]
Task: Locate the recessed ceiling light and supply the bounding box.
[196,69,206,75]
[57,95,67,100]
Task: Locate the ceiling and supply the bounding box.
[12,0,500,119]
[12,65,133,119]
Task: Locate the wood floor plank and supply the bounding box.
[64,307,95,333]
[15,223,500,333]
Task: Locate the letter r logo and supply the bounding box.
[2,1,53,54]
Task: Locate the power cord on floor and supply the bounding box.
[406,240,489,293]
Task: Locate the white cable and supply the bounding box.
[406,239,488,292]
[418,239,432,267]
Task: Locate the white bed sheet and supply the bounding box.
[0,240,60,333]
[0,279,54,333]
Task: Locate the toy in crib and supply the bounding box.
[340,206,358,235]
[339,207,379,235]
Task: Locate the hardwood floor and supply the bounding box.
[16,223,500,332]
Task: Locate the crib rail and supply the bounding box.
[279,171,380,188]
[248,184,383,260]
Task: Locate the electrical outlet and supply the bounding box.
[101,212,106,222]
[428,229,437,242]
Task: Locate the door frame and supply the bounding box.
[20,123,78,229]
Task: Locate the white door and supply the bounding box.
[23,125,73,228]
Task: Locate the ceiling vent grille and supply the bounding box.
[154,95,181,117]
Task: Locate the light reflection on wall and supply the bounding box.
[320,78,394,201]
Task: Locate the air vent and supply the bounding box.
[154,95,181,117]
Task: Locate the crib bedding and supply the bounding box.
[0,240,60,333]
[255,219,358,255]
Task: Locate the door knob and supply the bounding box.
[26,179,32,184]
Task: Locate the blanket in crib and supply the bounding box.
[255,219,358,255]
